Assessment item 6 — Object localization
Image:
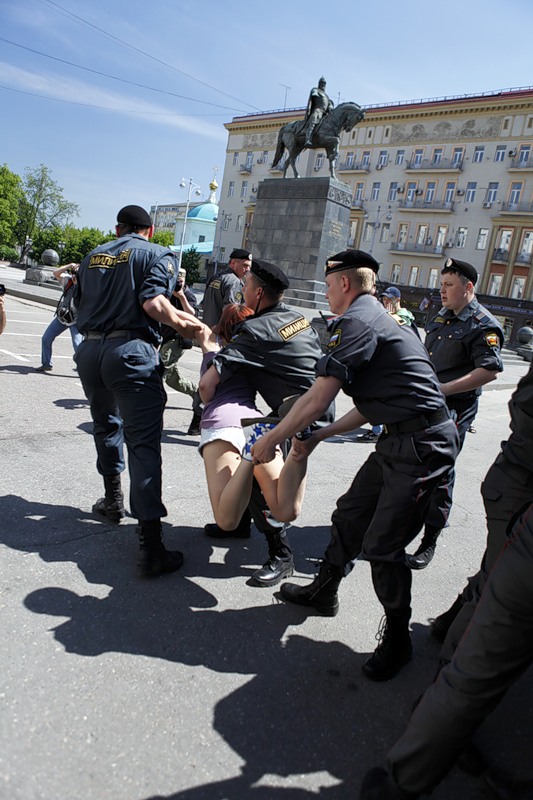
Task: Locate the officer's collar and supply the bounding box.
[251,301,284,319]
[440,297,479,321]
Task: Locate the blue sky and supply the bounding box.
[2,0,533,232]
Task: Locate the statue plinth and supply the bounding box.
[250,177,352,309]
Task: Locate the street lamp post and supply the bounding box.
[214,211,232,270]
[23,236,33,265]
[177,178,202,269]
[57,240,66,264]
[367,204,392,255]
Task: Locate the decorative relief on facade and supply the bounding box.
[390,116,501,143]
[327,186,352,206]
[243,132,278,148]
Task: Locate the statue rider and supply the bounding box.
[303,77,334,147]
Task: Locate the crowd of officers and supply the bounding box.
[70,203,532,798]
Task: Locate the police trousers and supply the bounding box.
[159,338,197,397]
[324,418,459,617]
[385,503,533,796]
[75,336,167,522]
[440,453,533,662]
[423,395,478,531]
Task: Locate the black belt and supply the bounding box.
[383,407,450,435]
[84,330,135,341]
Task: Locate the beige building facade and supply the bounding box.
[217,87,533,337]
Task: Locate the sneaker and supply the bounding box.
[35,365,52,372]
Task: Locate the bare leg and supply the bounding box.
[202,440,254,531]
[254,448,308,522]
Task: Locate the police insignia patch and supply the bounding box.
[235,291,243,302]
[277,316,310,341]
[327,330,342,348]
[167,261,175,276]
[485,331,500,348]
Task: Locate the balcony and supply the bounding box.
[515,251,533,265]
[508,156,533,170]
[239,163,253,174]
[405,158,463,172]
[351,199,366,211]
[492,248,510,262]
[390,241,448,257]
[269,161,286,173]
[500,200,533,214]
[338,160,370,173]
[397,198,455,212]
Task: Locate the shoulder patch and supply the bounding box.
[88,249,131,269]
[277,316,310,341]
[327,329,342,349]
[485,331,500,348]
[434,316,446,324]
[235,290,243,303]
[167,261,175,277]
[209,279,221,290]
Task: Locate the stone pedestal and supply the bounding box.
[250,177,352,308]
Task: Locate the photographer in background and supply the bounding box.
[35,263,82,372]
[0,284,6,335]
[159,267,201,433]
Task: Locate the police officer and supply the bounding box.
[199,258,332,586]
[406,257,504,570]
[201,248,251,327]
[75,205,201,577]
[252,250,460,681]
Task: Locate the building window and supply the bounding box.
[413,149,423,166]
[432,148,443,165]
[384,127,390,138]
[406,182,417,203]
[476,229,489,249]
[245,151,253,169]
[398,223,409,245]
[236,215,243,231]
[262,150,269,162]
[315,153,324,170]
[378,150,388,167]
[371,182,381,201]
[354,182,364,202]
[511,276,525,299]
[380,223,390,243]
[509,181,523,208]
[487,182,499,203]
[466,182,477,203]
[417,224,429,245]
[223,215,232,230]
[520,231,533,258]
[198,234,205,242]
[424,182,436,204]
[444,182,456,206]
[519,145,531,164]
[452,147,464,166]
[362,151,371,168]
[498,229,513,251]
[228,181,235,197]
[526,116,533,132]
[395,150,405,165]
[502,117,511,132]
[473,146,485,163]
[391,264,402,283]
[232,152,239,166]
[348,220,358,246]
[388,182,398,202]
[456,227,468,248]
[363,222,373,242]
[408,266,420,286]
[488,273,503,295]
[346,151,355,167]
[428,268,439,288]
[436,226,447,250]
[240,181,248,198]
[495,145,506,162]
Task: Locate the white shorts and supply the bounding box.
[199,426,246,457]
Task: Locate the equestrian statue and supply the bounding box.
[271,78,365,179]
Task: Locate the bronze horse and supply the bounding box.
[271,101,365,179]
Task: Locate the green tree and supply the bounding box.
[0,164,23,247]
[15,164,80,257]
[30,224,109,264]
[181,246,201,285]
[150,230,174,248]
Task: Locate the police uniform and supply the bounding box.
[423,289,503,533]
[317,292,459,621]
[160,285,199,397]
[201,247,250,328]
[76,207,177,527]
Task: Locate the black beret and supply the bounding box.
[325,249,380,275]
[116,205,152,227]
[442,257,478,286]
[230,248,252,260]
[250,258,289,292]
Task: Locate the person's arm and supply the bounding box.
[52,263,79,280]
[142,295,202,338]
[199,363,221,403]
[175,287,197,317]
[290,405,369,464]
[251,376,342,464]
[441,367,498,397]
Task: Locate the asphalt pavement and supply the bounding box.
[1,262,532,800]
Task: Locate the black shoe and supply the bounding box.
[137,523,184,578]
[35,364,52,372]
[204,520,251,539]
[248,556,294,587]
[280,561,342,616]
[92,497,126,524]
[187,412,202,436]
[429,594,464,642]
[359,767,417,799]
[362,615,413,682]
[406,527,441,571]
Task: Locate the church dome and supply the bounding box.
[187,201,218,221]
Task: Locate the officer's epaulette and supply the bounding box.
[473,307,497,326]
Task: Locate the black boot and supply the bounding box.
[137,520,184,578]
[430,594,464,642]
[249,529,294,587]
[362,613,413,681]
[359,767,419,799]
[405,525,442,570]
[204,508,252,539]
[187,412,202,436]
[92,474,125,523]
[280,561,343,616]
